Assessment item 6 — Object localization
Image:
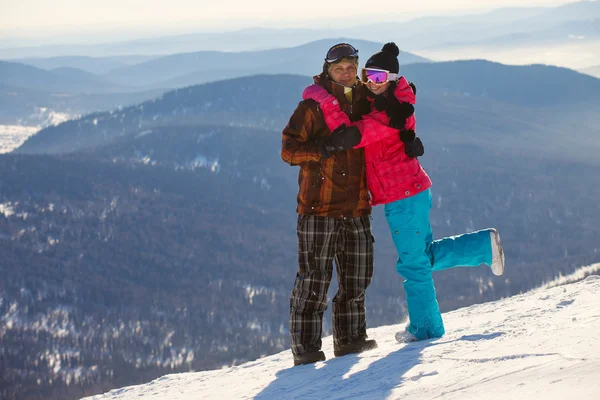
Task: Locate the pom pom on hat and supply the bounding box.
[365,42,400,74]
[382,42,400,57]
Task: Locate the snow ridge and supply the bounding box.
[84,274,600,400]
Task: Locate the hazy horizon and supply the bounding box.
[0,0,583,47]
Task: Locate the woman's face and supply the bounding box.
[366,80,390,95]
[364,65,391,95]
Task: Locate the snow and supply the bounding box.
[0,109,76,153]
[136,130,153,138]
[175,155,220,172]
[541,263,600,289]
[0,125,38,153]
[0,202,15,217]
[38,110,73,126]
[83,274,600,400]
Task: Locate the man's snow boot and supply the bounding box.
[333,337,378,357]
[293,350,326,366]
[490,228,505,276]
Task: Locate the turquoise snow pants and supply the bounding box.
[384,188,494,340]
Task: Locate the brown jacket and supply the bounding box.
[281,75,372,218]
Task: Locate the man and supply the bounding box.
[281,43,378,366]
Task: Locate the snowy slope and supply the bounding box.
[85,275,600,400]
[0,125,38,154]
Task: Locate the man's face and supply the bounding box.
[329,60,358,87]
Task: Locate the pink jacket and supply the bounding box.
[303,77,431,206]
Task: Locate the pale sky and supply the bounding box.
[0,0,580,36]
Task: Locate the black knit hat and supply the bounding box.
[365,42,400,73]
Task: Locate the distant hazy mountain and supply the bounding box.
[1,39,425,124]
[0,61,170,125]
[581,65,600,78]
[3,2,597,60]
[401,60,600,107]
[0,82,165,126]
[422,19,600,50]
[50,66,107,81]
[0,27,334,59]
[356,1,600,50]
[102,39,429,88]
[13,55,159,75]
[0,61,131,94]
[530,0,600,24]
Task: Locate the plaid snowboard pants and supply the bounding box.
[289,214,374,356]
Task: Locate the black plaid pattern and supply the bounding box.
[289,214,374,356]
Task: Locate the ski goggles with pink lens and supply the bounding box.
[325,43,359,63]
[361,68,398,84]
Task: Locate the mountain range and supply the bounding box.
[2,1,598,59]
[422,19,600,50]
[581,64,600,77]
[0,81,165,126]
[3,0,599,126]
[0,61,127,94]
[11,55,159,75]
[15,61,600,163]
[0,39,426,126]
[100,39,429,88]
[1,39,428,91]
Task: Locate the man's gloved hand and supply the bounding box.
[317,136,336,159]
[399,129,424,158]
[331,125,361,150]
[317,125,362,159]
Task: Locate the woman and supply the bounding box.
[302,42,505,342]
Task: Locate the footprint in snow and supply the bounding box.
[556,299,575,308]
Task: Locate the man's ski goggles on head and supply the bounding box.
[361,68,398,84]
[325,43,359,63]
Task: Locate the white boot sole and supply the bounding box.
[490,228,505,276]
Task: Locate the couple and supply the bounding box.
[281,42,505,366]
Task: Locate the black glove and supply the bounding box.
[400,129,424,158]
[317,125,362,159]
[386,99,414,124]
[369,82,415,128]
[400,129,416,142]
[409,82,417,95]
[368,81,393,111]
[385,85,415,128]
[373,95,387,111]
[389,115,407,130]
